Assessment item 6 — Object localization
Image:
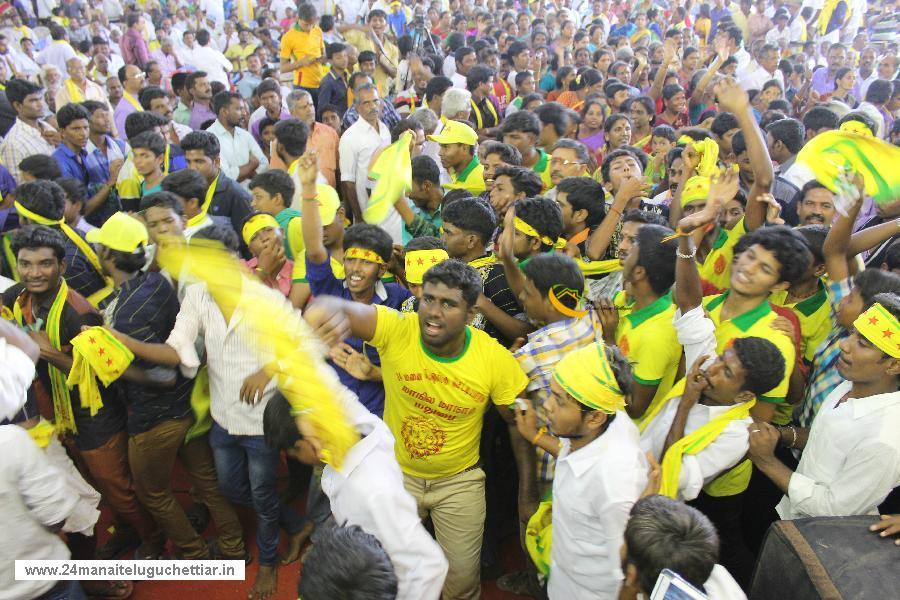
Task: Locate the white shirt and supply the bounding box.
[704,564,748,600]
[0,339,33,421]
[732,48,752,73]
[339,117,391,210]
[739,62,784,92]
[640,400,752,501]
[451,71,467,89]
[549,414,648,600]
[0,426,78,600]
[857,70,879,103]
[321,396,448,600]
[190,45,232,86]
[166,282,290,436]
[35,40,77,76]
[764,26,791,48]
[776,380,900,519]
[207,120,269,184]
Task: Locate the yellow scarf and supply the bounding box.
[122,91,143,112]
[186,173,219,228]
[64,77,85,102]
[13,280,78,433]
[470,96,498,130]
[13,201,114,307]
[65,326,131,420]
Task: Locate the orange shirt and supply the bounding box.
[280,25,325,88]
[309,122,338,187]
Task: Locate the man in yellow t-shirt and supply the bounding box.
[606,224,682,423]
[224,27,258,73]
[339,9,399,98]
[428,120,486,196]
[279,3,325,98]
[304,260,528,600]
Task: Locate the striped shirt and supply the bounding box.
[797,277,851,428]
[514,312,602,482]
[0,118,56,183]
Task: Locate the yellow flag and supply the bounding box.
[365,130,413,224]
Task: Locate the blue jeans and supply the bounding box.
[36,580,85,600]
[209,422,308,565]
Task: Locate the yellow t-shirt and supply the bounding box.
[769,280,832,363]
[699,217,747,293]
[343,29,399,96]
[225,43,258,72]
[443,155,486,196]
[532,149,553,192]
[704,292,796,417]
[280,25,325,87]
[615,293,682,423]
[371,305,528,478]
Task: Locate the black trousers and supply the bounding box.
[689,491,755,590]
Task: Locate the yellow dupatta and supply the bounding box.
[121,92,143,112]
[186,173,220,228]
[64,78,85,102]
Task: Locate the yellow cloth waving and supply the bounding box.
[366,130,413,224]
[66,326,134,419]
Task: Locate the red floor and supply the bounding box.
[94,461,532,600]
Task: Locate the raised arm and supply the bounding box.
[649,42,678,101]
[690,42,727,107]
[823,176,865,282]
[586,176,645,260]
[297,149,328,264]
[303,295,379,345]
[498,206,527,300]
[714,77,772,231]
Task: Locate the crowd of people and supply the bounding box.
[1,0,900,599]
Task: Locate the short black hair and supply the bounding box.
[390,118,423,144]
[853,268,900,309]
[736,225,812,285]
[766,118,805,154]
[54,177,87,204]
[421,259,482,307]
[297,2,318,21]
[212,90,242,116]
[405,236,446,252]
[185,70,209,92]
[501,110,541,137]
[124,110,167,140]
[534,102,571,137]
[180,130,221,159]
[604,112,632,134]
[622,209,669,227]
[56,102,91,129]
[11,224,67,261]
[16,180,66,221]
[195,29,211,46]
[651,124,677,143]
[105,245,147,274]
[710,112,739,137]
[5,78,42,107]
[130,131,166,157]
[255,79,281,99]
[139,191,185,216]
[493,165,543,197]
[731,130,747,156]
[138,85,167,110]
[274,118,309,157]
[19,155,62,180]
[885,241,900,271]
[865,79,893,105]
[326,42,347,58]
[513,197,564,249]
[248,170,294,209]
[521,253,584,302]
[171,71,189,94]
[795,224,829,267]
[732,337,786,396]
[81,100,108,116]
[343,224,393,263]
[441,198,497,245]
[802,105,839,134]
[297,524,398,600]
[556,177,606,228]
[263,393,302,451]
[635,224,678,296]
[425,76,453,102]
[481,141,522,166]
[411,155,440,186]
[466,64,493,91]
[162,168,208,202]
[600,147,649,184]
[191,224,240,253]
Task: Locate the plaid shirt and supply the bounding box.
[797,277,851,428]
[514,311,602,483]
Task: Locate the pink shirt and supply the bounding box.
[242,257,294,297]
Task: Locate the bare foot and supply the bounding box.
[278,521,315,566]
[249,565,277,600]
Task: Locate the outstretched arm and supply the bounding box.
[303,295,379,345]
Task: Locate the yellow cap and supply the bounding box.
[315,184,341,225]
[242,213,280,246]
[428,120,478,146]
[680,175,710,208]
[86,212,148,253]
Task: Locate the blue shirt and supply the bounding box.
[306,251,411,417]
[53,143,118,226]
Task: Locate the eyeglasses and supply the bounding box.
[550,158,585,167]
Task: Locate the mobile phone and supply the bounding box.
[650,569,709,600]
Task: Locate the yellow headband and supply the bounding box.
[680,175,711,208]
[241,213,280,246]
[15,201,63,225]
[553,342,626,414]
[514,217,556,247]
[405,249,449,285]
[839,120,874,138]
[548,285,587,318]
[853,302,900,358]
[345,247,386,265]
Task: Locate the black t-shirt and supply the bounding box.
[2,283,126,450]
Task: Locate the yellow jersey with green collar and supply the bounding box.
[703,292,796,419]
[615,292,682,424]
[769,279,832,363]
[699,217,747,293]
[532,149,553,192]
[444,155,486,196]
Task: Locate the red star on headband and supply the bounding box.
[416,257,424,265]
[869,316,879,326]
[883,329,894,338]
[106,358,113,367]
[97,347,105,356]
[89,336,96,344]
[430,257,438,263]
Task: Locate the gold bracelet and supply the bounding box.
[531,426,547,445]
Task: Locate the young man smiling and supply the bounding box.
[303,259,530,600]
